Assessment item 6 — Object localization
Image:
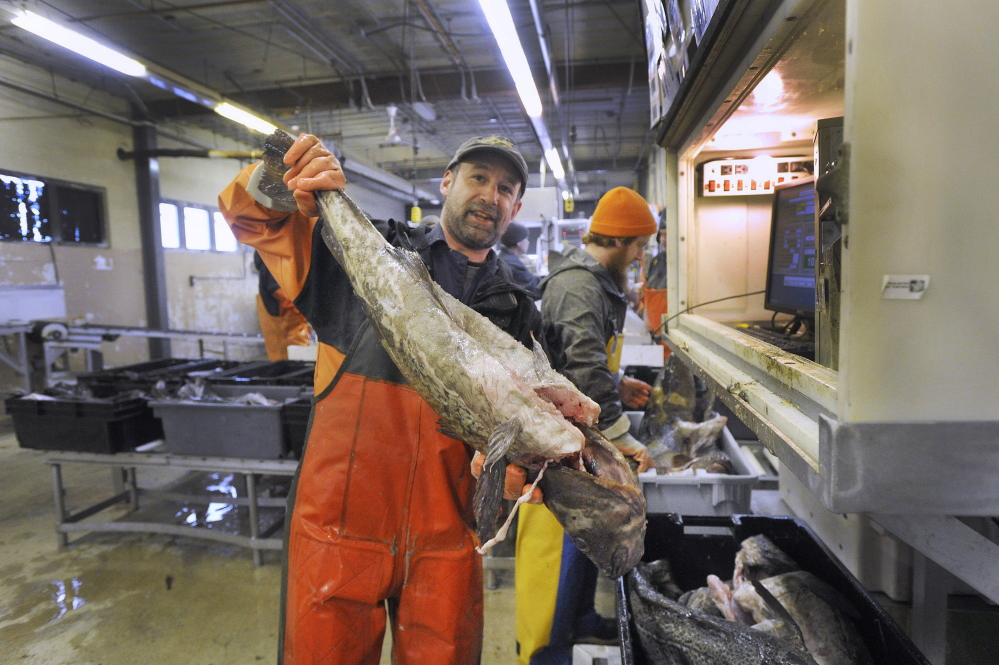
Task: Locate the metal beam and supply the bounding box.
[130,111,171,359]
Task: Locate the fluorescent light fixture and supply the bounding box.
[11,10,146,77]
[545,148,566,180]
[476,0,543,118]
[214,103,277,135]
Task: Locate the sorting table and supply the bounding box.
[44,442,299,566]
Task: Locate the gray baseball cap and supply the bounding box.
[446,136,529,193]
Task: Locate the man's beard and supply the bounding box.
[442,199,503,251]
[604,249,633,292]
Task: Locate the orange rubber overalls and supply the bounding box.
[220,164,541,665]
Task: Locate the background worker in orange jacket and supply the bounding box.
[220,133,542,665]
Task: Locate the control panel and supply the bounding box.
[700,156,813,196]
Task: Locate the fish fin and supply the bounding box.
[529,334,566,386]
[473,458,507,545]
[474,417,522,545]
[531,334,549,375]
[386,245,454,317]
[751,580,811,656]
[485,417,521,467]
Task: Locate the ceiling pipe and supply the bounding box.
[412,0,479,103]
[269,0,374,108]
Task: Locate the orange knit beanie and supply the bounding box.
[588,187,657,237]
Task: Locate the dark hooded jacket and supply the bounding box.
[539,245,628,430]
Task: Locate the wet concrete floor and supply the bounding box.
[0,417,530,664]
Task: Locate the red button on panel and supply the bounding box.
[707,180,716,192]
[723,180,730,191]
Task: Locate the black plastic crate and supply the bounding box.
[275,366,315,386]
[208,360,315,386]
[281,397,313,459]
[4,394,163,454]
[78,358,241,397]
[617,513,929,665]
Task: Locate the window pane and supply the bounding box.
[159,203,180,248]
[54,184,104,243]
[213,212,238,252]
[183,207,211,250]
[0,173,51,242]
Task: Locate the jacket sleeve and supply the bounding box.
[541,270,623,429]
[218,162,318,301]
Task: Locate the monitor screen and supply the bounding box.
[764,177,817,316]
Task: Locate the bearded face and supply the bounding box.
[439,156,523,252]
[441,195,504,250]
[604,240,637,291]
[604,236,651,291]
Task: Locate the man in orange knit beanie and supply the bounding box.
[515,186,656,664]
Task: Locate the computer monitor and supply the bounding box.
[764,177,817,317]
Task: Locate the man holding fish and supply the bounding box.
[220,133,546,665]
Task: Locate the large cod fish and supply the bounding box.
[259,130,646,578]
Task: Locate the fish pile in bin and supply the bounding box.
[5,359,314,459]
[626,355,759,517]
[619,514,930,665]
[637,354,732,476]
[145,359,314,460]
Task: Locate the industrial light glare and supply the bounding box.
[476,0,543,117]
[752,71,783,108]
[214,103,277,135]
[11,11,147,77]
[544,148,565,180]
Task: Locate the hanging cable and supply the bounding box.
[650,290,766,338]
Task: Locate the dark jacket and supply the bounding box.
[498,245,541,300]
[539,245,628,430]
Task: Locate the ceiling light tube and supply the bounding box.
[10,10,146,77]
[544,148,566,180]
[476,0,543,118]
[214,103,277,135]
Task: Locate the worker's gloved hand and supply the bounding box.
[282,133,347,217]
[470,452,544,504]
[619,375,653,409]
[612,432,653,473]
[601,413,653,473]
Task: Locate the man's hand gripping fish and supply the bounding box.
[259,130,646,579]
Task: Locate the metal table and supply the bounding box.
[44,443,299,566]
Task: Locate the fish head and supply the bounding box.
[538,430,648,578]
[541,465,648,578]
